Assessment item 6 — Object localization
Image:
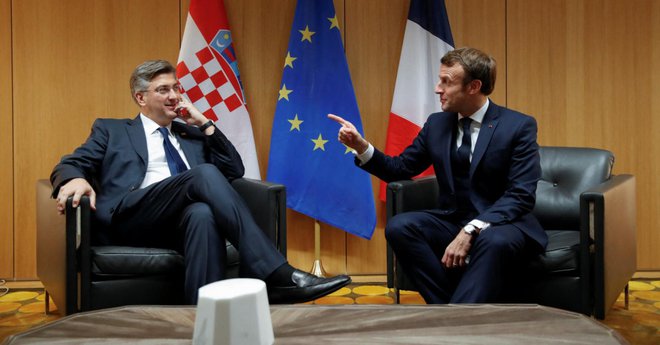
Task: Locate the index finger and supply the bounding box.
[327,114,348,126]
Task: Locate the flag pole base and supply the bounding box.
[310,259,328,278]
[309,220,327,277]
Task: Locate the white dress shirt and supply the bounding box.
[456,99,489,162]
[139,114,191,189]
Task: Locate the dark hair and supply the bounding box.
[129,60,177,103]
[441,47,497,95]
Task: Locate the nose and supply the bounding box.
[435,83,443,94]
[167,88,180,99]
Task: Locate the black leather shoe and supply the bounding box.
[267,270,351,304]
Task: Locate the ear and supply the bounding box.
[134,92,146,106]
[468,79,482,95]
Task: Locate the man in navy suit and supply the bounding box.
[329,47,547,304]
[51,60,350,305]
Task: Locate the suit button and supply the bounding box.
[129,186,135,191]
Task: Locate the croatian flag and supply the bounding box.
[381,0,454,198]
[177,0,261,179]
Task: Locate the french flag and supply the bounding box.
[381,0,454,198]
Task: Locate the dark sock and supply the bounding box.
[265,263,296,286]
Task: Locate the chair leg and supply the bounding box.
[44,290,50,315]
[624,283,629,310]
[393,254,400,304]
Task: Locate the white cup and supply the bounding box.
[193,278,274,345]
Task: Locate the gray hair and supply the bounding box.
[129,60,177,103]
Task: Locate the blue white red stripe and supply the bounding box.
[381,0,454,198]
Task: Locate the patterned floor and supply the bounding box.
[0,280,658,344]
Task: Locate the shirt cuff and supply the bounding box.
[355,143,374,166]
[468,219,490,233]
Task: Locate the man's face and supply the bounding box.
[135,73,182,124]
[435,63,470,113]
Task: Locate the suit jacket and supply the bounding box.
[362,102,547,249]
[51,115,245,229]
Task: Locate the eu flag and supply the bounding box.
[267,0,376,239]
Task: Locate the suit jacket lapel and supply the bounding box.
[126,115,148,167]
[470,102,499,176]
[171,121,198,167]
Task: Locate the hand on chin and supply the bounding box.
[164,107,180,118]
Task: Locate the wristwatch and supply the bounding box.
[199,120,215,132]
[463,224,479,236]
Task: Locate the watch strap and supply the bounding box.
[199,120,215,132]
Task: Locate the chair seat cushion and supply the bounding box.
[91,246,184,278]
[91,242,241,279]
[526,230,581,275]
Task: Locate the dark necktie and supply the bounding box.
[157,127,188,176]
[457,117,473,167]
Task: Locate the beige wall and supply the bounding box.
[506,0,660,269]
[2,0,658,279]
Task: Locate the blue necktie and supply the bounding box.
[457,117,472,167]
[157,127,188,176]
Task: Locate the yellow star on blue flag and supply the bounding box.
[311,134,328,151]
[288,114,303,131]
[267,0,376,239]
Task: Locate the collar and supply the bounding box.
[140,113,170,134]
[457,98,489,124]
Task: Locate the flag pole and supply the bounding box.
[310,220,328,277]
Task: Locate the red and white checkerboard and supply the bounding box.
[177,46,243,121]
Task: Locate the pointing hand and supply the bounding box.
[327,114,369,154]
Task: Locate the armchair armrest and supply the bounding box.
[581,174,636,319]
[386,176,439,220]
[36,179,66,312]
[385,176,439,290]
[36,179,91,314]
[231,178,287,256]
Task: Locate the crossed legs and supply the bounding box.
[111,164,286,303]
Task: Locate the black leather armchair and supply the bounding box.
[386,146,636,319]
[36,178,287,315]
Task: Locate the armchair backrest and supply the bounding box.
[533,147,614,230]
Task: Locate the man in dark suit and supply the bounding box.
[51,60,350,305]
[329,47,547,304]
